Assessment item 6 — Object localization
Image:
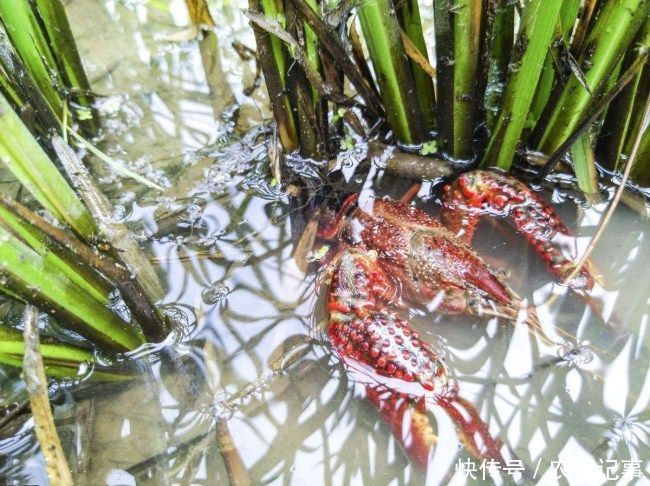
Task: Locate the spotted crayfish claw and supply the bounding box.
[442,170,594,290]
[325,247,506,469]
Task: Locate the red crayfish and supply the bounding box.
[316,170,594,470]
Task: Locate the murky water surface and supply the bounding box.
[0,1,649,485]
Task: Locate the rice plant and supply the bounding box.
[0,2,168,375]
[247,0,649,189]
[0,0,97,134]
[0,92,157,355]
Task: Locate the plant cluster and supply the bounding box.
[0,0,167,377]
[248,0,648,192]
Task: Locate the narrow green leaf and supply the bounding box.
[0,326,93,363]
[537,0,647,155]
[34,0,98,131]
[528,0,581,128]
[0,1,63,117]
[572,133,599,193]
[0,226,144,351]
[397,0,435,131]
[68,128,164,191]
[358,0,425,143]
[0,202,110,304]
[249,0,299,152]
[597,19,649,179]
[0,92,96,238]
[0,29,60,130]
[481,0,563,170]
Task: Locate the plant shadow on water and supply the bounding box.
[0,1,649,485]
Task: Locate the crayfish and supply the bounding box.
[316,170,594,470]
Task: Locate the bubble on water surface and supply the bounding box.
[111,204,127,222]
[181,203,203,224]
[558,340,593,366]
[202,282,230,305]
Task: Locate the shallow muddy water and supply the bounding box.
[0,1,649,485]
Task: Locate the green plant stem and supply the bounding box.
[537,0,647,155]
[527,0,581,128]
[304,0,320,105]
[0,226,144,352]
[0,92,96,238]
[481,0,563,170]
[538,53,647,178]
[51,136,169,341]
[629,129,650,187]
[484,1,514,130]
[0,201,111,304]
[248,0,299,152]
[291,0,383,118]
[433,0,487,159]
[357,0,425,144]
[0,1,63,117]
[284,7,322,158]
[67,128,164,191]
[34,0,97,132]
[0,194,166,340]
[597,20,649,179]
[0,29,60,130]
[572,132,598,193]
[0,326,127,380]
[396,0,435,131]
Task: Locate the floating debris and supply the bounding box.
[181,203,204,225]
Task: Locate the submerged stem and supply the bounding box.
[563,95,650,286]
[434,0,487,159]
[481,0,563,170]
[22,305,74,486]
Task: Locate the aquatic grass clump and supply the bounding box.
[0,325,128,380]
[597,20,650,187]
[433,0,488,159]
[0,0,96,133]
[480,0,563,170]
[358,0,426,144]
[247,0,649,189]
[0,93,95,238]
[536,0,647,155]
[0,91,167,364]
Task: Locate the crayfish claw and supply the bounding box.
[442,170,595,290]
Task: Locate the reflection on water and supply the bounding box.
[0,1,649,485]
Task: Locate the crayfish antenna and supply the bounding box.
[479,293,559,347]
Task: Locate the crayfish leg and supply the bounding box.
[442,170,594,290]
[365,386,437,470]
[365,386,508,471]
